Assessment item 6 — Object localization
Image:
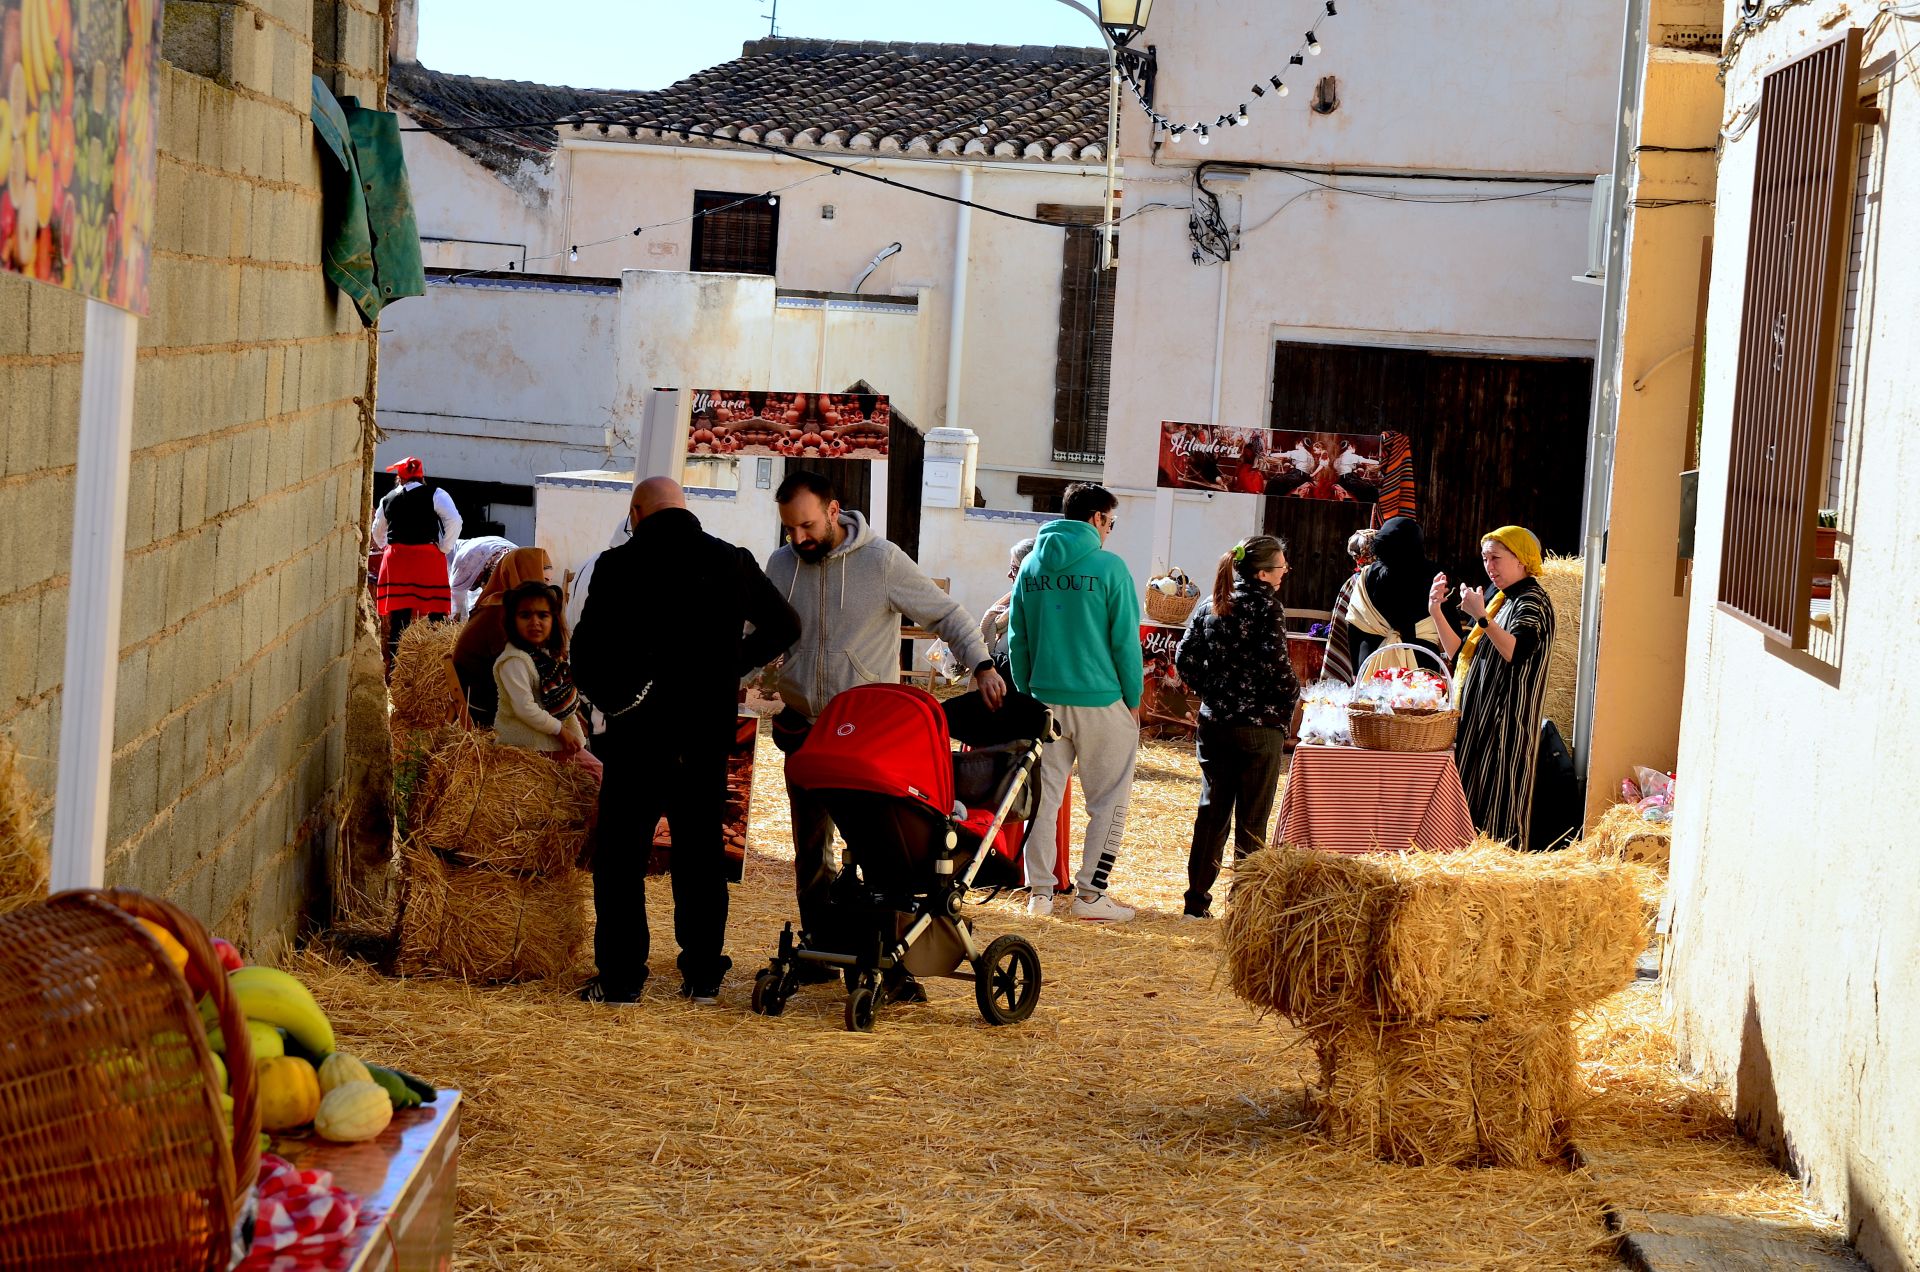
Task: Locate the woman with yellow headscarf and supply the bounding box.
[1426,526,1557,849]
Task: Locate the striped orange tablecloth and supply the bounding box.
[1272,744,1475,854]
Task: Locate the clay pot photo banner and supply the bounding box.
[1157,422,1385,504]
[688,389,893,461]
[0,0,162,313]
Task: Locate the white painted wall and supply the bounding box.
[1103,0,1614,592]
[395,105,561,272]
[1666,5,1920,1265]
[375,274,622,487]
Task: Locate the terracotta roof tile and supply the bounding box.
[389,61,633,174]
[565,38,1110,165]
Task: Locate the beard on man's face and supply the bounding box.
[792,536,831,563]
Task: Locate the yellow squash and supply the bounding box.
[314,1080,393,1143]
[256,1055,321,1131]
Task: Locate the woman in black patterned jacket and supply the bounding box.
[1174,536,1300,919]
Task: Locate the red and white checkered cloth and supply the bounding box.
[236,1153,361,1271]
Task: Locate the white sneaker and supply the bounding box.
[1071,892,1135,923]
[1026,891,1054,918]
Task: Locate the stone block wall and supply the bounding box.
[0,0,391,952]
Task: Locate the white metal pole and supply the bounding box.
[49,300,141,891]
[1103,45,1120,271]
[943,166,974,432]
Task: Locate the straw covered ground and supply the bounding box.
[289,731,1832,1269]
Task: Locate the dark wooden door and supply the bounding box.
[1265,340,1593,610]
[885,415,924,561]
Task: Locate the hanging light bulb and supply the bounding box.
[765,195,779,207]
[1307,30,1322,55]
[1251,83,1265,97]
[1169,124,1184,142]
[1278,81,1291,97]
[1325,0,1337,14]
[1236,104,1249,125]
[569,246,579,262]
[1197,124,1210,144]
[1270,74,1288,97]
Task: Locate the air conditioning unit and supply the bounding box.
[1575,173,1612,285]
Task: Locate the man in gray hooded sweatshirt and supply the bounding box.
[767,471,1003,965]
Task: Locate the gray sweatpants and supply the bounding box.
[1024,700,1140,897]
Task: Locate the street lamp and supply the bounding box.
[1052,0,1159,269]
[1099,0,1153,46]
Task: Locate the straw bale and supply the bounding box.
[1224,839,1651,1024]
[1537,554,1587,743]
[0,736,49,916]
[1222,846,1391,1027]
[1373,838,1653,1020]
[1310,1017,1581,1168]
[389,619,465,730]
[397,842,590,982]
[1579,802,1672,868]
[410,731,598,876]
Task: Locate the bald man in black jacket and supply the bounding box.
[571,478,800,1005]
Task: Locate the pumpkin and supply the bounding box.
[256,1055,321,1131]
[314,1080,394,1143]
[317,1052,372,1095]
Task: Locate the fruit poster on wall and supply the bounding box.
[0,0,162,312]
[650,713,757,883]
[688,389,892,460]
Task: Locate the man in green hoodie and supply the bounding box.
[1008,483,1145,922]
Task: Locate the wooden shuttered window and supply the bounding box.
[1038,204,1116,464]
[1717,30,1873,647]
[690,190,779,275]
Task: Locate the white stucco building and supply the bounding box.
[1101,0,1617,612]
[378,31,1127,555]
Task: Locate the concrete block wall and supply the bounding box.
[0,0,390,951]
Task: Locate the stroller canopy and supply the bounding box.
[787,684,953,816]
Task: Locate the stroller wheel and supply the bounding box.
[752,966,786,1017]
[974,934,1042,1026]
[844,984,877,1032]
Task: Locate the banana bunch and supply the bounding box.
[18,0,64,105]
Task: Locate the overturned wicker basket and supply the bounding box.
[0,888,260,1270]
[1348,643,1459,753]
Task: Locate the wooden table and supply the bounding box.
[1272,744,1474,854]
[271,1090,461,1271]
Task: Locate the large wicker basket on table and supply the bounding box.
[1144,588,1198,627]
[0,888,261,1271]
[1348,643,1459,753]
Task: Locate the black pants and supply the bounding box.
[786,781,841,938]
[591,719,732,992]
[1185,722,1288,916]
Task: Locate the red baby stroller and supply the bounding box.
[750,683,1056,1031]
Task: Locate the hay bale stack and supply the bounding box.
[1579,803,1672,868]
[1374,840,1651,1020]
[0,737,49,917]
[410,731,597,876]
[1536,555,1587,743]
[398,842,590,982]
[389,620,465,730]
[1225,841,1650,1167]
[1310,1018,1580,1169]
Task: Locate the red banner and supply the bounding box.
[689,389,891,460]
[1157,422,1384,503]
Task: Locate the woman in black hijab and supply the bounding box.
[1343,516,1446,672]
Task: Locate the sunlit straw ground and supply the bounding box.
[293,731,1839,1270]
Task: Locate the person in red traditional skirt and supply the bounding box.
[372,456,462,676]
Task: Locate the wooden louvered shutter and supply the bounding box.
[690,190,779,275]
[1038,205,1116,464]
[1717,30,1872,648]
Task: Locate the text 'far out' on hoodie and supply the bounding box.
[1007,518,1143,710]
[765,510,991,720]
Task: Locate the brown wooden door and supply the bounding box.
[1265,340,1593,611]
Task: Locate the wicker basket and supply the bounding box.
[0,888,260,1270]
[1348,643,1459,753]
[1145,589,1198,627]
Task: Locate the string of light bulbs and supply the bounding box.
[1122,0,1340,145]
